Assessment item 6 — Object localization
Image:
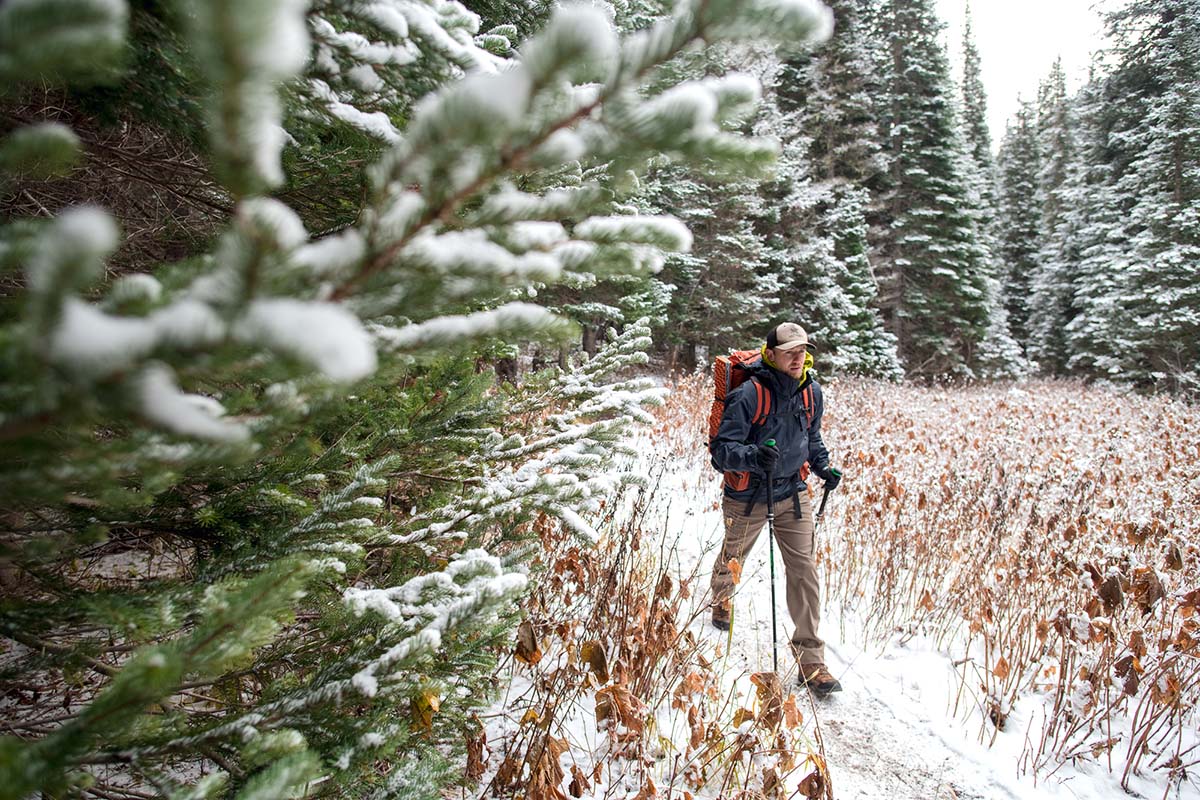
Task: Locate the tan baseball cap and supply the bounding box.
[766,322,815,351]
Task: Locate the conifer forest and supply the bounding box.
[1,0,1197,799]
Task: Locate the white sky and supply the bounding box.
[934,0,1111,146]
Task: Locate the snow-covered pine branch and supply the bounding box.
[0,0,838,795]
[190,0,310,195]
[396,321,664,549]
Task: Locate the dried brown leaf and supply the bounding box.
[763,767,781,797]
[631,777,657,800]
[687,704,704,751]
[494,755,521,793]
[750,671,783,730]
[783,693,803,729]
[581,640,610,684]
[465,722,488,780]
[568,764,590,798]
[798,768,826,799]
[919,589,935,612]
[411,688,440,731]
[732,707,756,727]
[515,619,543,665]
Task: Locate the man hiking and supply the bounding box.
[708,322,844,696]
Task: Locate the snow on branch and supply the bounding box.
[394,0,503,74]
[469,185,605,227]
[703,72,762,122]
[294,229,367,278]
[519,4,616,85]
[0,0,128,86]
[26,206,118,297]
[191,0,310,194]
[372,302,569,351]
[0,122,82,180]
[309,78,403,143]
[168,548,527,752]
[399,229,562,279]
[697,0,834,43]
[396,321,663,549]
[136,363,249,442]
[49,298,225,378]
[574,215,693,252]
[234,299,377,383]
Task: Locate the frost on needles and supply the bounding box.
[0,0,833,797]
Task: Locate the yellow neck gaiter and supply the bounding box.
[761,345,813,384]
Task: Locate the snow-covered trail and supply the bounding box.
[636,439,1187,800]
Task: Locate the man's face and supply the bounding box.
[770,345,807,378]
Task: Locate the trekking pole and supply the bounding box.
[812,474,837,556]
[763,439,779,675]
[816,483,832,522]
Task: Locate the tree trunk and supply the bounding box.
[582,325,599,357]
[493,357,518,386]
[681,341,698,373]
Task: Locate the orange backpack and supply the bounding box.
[707,349,815,486]
[707,349,768,448]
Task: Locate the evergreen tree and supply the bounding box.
[1065,0,1200,389]
[873,0,991,376]
[778,0,889,189]
[1027,59,1080,372]
[958,5,1021,376]
[1062,74,1130,378]
[0,0,835,796]
[959,6,992,193]
[1109,0,1200,389]
[772,179,902,378]
[994,101,1042,338]
[1035,59,1074,232]
[761,6,901,378]
[632,27,789,369]
[649,160,779,369]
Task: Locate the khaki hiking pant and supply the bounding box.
[711,491,825,665]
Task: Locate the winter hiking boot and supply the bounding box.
[799,663,842,697]
[710,605,731,632]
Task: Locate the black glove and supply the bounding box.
[755,443,780,472]
[816,466,842,491]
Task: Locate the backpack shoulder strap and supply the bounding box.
[801,383,814,426]
[750,378,771,426]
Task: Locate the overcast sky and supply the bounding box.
[933,0,1112,146]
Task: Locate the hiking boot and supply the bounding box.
[799,663,842,697]
[710,607,731,632]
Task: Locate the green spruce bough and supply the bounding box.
[0,0,832,796]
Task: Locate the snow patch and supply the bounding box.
[235,299,377,383]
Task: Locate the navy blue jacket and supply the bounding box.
[710,359,831,504]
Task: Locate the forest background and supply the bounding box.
[0,0,1196,798]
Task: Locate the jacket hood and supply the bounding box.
[759,345,814,385]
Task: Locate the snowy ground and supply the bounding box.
[636,437,1199,800]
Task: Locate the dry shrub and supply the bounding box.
[804,377,1199,790]
[484,373,1196,797]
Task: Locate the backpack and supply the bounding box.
[707,348,815,483]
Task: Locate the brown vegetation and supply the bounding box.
[810,377,1198,790]
[507,373,1196,796]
